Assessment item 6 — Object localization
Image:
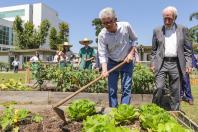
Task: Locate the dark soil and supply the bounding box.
[19,109,83,132]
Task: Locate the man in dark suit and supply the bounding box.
[151,6,192,110]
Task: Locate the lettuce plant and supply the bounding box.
[139,104,190,132]
[65,99,96,121]
[109,104,139,124]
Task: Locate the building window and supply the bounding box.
[23,56,31,63]
[0,9,25,18]
[0,25,13,46]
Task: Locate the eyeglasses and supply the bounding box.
[102,19,115,26]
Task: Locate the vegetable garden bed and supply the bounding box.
[1,101,197,132]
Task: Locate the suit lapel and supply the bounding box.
[161,26,165,57]
[175,24,180,49]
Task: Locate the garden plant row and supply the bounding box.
[0,99,192,132]
[30,62,155,94]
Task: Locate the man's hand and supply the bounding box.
[150,66,155,73]
[186,67,192,74]
[124,53,133,63]
[101,71,109,78]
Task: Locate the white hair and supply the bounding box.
[162,6,178,19]
[99,7,116,19]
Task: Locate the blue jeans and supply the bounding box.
[180,73,193,101]
[107,59,134,107]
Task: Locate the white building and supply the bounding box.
[0,3,66,69]
[0,3,63,50]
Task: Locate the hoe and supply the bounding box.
[52,61,127,122]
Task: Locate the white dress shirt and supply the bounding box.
[164,25,177,57]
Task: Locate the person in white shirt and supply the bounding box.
[151,6,192,110]
[12,58,20,73]
[98,7,137,107]
[30,52,39,63]
[53,50,59,63]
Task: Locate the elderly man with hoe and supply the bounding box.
[78,38,95,70]
[151,6,192,111]
[97,7,138,108]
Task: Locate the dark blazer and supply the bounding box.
[151,24,192,76]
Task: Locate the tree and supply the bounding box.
[49,27,58,50]
[13,17,51,49]
[189,12,198,43]
[13,16,25,49]
[57,22,69,44]
[92,18,103,43]
[23,22,34,48]
[38,19,51,46]
[190,12,198,21]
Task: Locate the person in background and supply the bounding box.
[12,57,20,73]
[72,55,80,70]
[98,7,137,107]
[94,50,102,72]
[30,52,39,63]
[58,42,73,68]
[180,53,197,105]
[151,6,192,110]
[53,50,59,63]
[78,38,95,70]
[192,53,198,70]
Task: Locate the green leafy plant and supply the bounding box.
[133,64,154,94]
[139,104,189,132]
[0,107,29,131]
[30,62,48,90]
[82,114,135,132]
[157,122,191,132]
[65,99,96,121]
[109,104,139,125]
[32,113,43,123]
[82,114,115,132]
[0,106,44,131]
[0,79,31,91]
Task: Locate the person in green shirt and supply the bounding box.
[78,38,95,70]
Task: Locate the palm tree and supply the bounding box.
[190,12,198,21]
[189,12,198,43]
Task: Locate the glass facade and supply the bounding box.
[0,9,25,18]
[0,25,13,46]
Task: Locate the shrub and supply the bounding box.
[133,64,154,94]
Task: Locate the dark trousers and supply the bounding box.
[180,73,193,101]
[13,66,19,73]
[152,59,181,111]
[107,59,134,107]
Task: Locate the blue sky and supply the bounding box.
[0,0,197,53]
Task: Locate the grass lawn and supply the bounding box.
[0,71,26,83]
[181,85,198,124]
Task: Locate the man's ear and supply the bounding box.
[174,15,177,20]
[114,17,117,22]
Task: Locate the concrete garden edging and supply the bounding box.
[0,91,153,106]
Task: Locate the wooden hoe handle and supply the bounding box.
[53,61,126,108]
